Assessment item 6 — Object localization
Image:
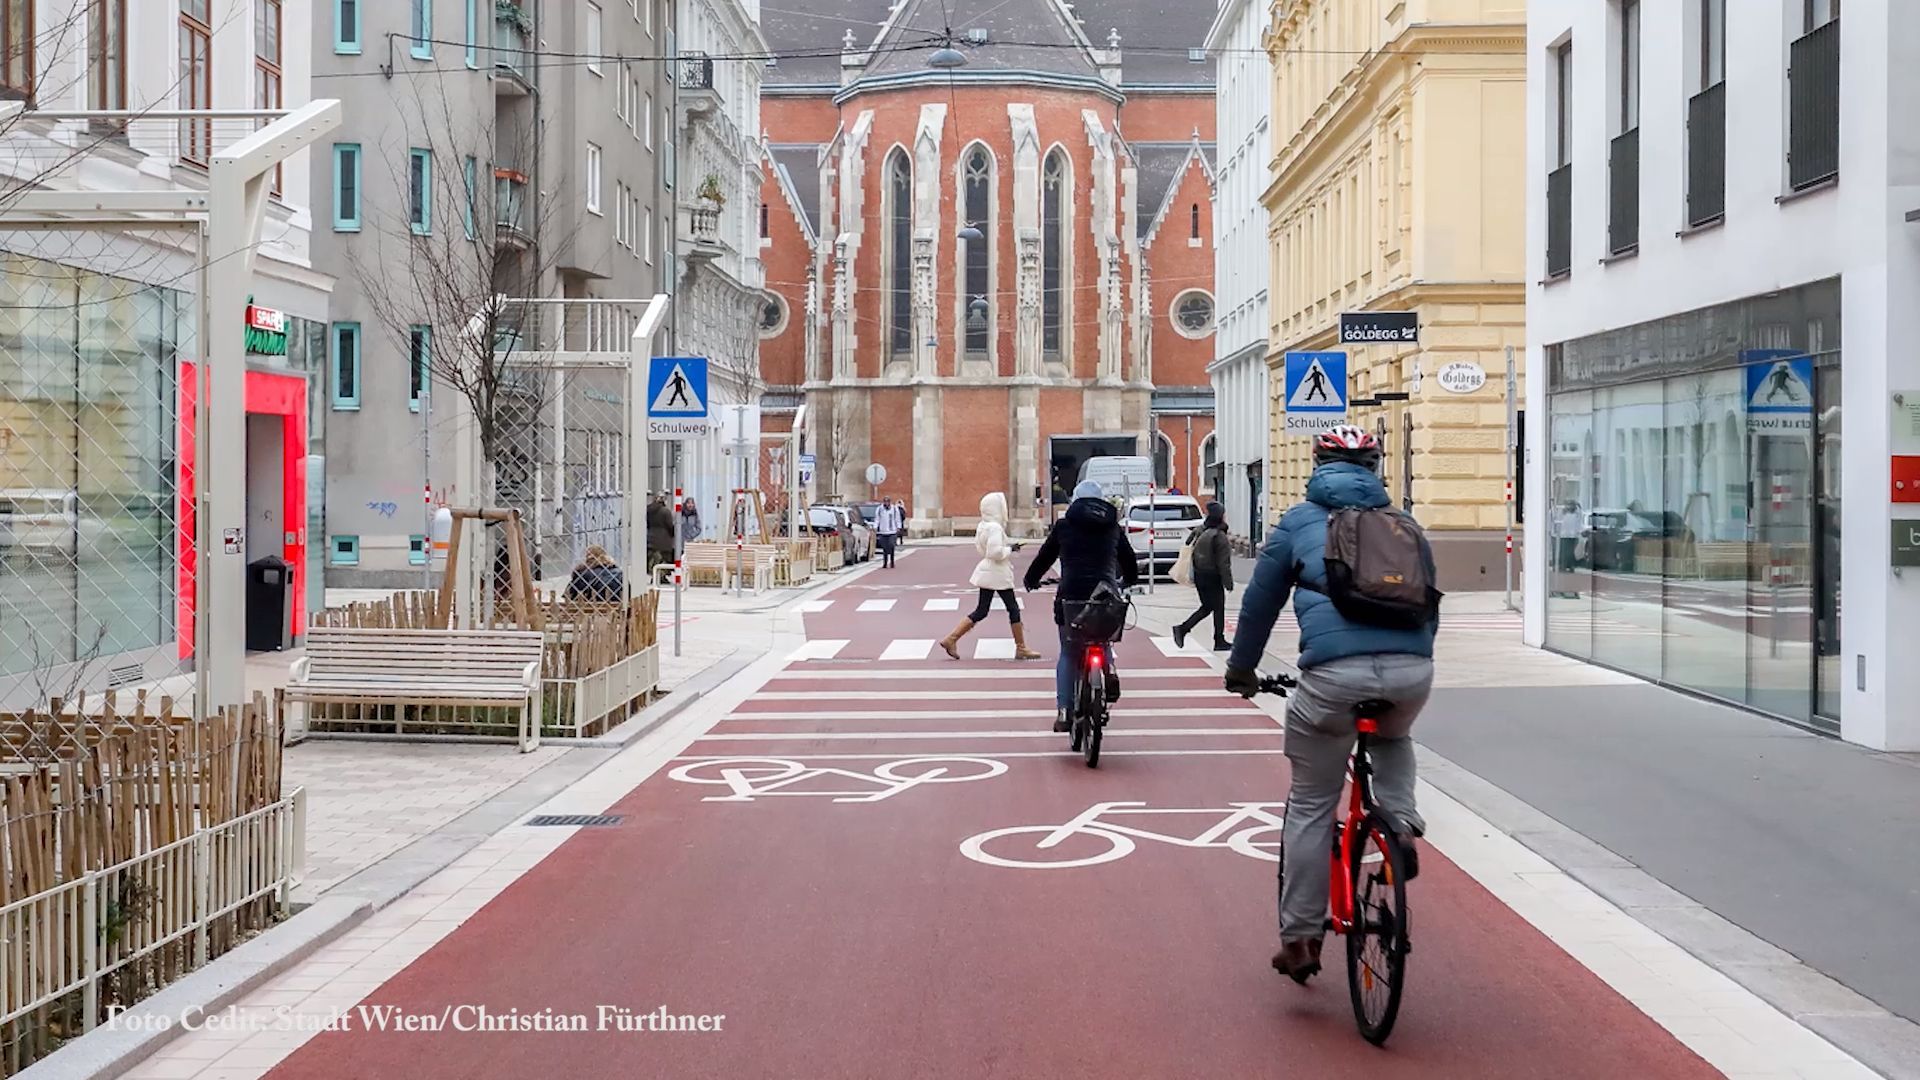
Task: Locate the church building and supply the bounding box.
[756,0,1220,534]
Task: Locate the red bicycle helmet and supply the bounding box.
[1313,424,1383,469]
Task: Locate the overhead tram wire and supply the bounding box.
[312,30,1525,81]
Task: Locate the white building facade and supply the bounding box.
[1204,0,1271,545]
[1524,0,1920,750]
[0,0,330,704]
[671,0,767,537]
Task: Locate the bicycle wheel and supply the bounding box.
[1346,817,1410,1045]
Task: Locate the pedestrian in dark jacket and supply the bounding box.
[646,496,674,573]
[1174,501,1235,651]
[566,545,625,602]
[1023,479,1140,730]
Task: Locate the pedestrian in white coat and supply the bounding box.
[941,492,1042,660]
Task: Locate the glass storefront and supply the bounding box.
[0,251,185,680]
[1545,278,1842,731]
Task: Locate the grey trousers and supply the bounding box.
[1279,653,1435,942]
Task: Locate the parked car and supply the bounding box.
[809,505,872,563]
[1579,508,1693,572]
[1122,494,1204,578]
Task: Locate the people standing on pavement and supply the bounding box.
[1222,425,1439,985]
[646,494,675,575]
[680,494,703,545]
[1173,501,1235,652]
[874,496,903,568]
[941,492,1043,661]
[566,544,625,602]
[1023,479,1140,732]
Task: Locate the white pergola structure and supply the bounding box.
[0,101,342,716]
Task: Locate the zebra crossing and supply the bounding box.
[789,637,1036,662]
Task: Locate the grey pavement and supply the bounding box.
[1415,683,1920,1027]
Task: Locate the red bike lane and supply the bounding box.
[261,546,1719,1079]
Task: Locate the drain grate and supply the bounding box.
[525,814,623,828]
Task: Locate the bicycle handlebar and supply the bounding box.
[1257,673,1298,696]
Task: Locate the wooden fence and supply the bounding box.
[307,591,661,737]
[0,696,296,1074]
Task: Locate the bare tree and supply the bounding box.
[346,77,579,511]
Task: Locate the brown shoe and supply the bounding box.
[939,618,975,660]
[1270,938,1323,985]
[1010,621,1042,660]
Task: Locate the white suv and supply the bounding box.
[1122,495,1203,577]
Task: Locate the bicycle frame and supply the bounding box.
[1327,720,1381,935]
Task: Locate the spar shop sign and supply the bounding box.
[245,297,288,356]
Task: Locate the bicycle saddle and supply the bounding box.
[1352,699,1393,720]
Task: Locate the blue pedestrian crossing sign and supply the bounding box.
[1283,351,1348,434]
[1741,350,1813,434]
[647,357,711,440]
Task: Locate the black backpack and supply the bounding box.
[1299,507,1441,630]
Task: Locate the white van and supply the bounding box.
[1076,455,1154,500]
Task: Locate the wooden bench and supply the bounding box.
[287,626,547,751]
[682,542,773,591]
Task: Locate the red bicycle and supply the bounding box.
[1260,673,1413,1045]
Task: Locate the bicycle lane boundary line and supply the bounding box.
[1147,625,1883,1078]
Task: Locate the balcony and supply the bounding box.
[679,52,720,123]
[1788,19,1839,191]
[1545,163,1572,279]
[1687,81,1726,227]
[493,8,534,95]
[494,169,531,248]
[683,203,727,263]
[1608,127,1640,256]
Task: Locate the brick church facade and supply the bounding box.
[755,0,1219,534]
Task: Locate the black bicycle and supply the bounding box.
[1041,580,1136,769]
[1259,673,1413,1046]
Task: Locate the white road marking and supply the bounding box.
[973,638,1015,659]
[787,639,849,661]
[754,689,1233,702]
[878,638,934,660]
[857,599,897,612]
[796,599,834,613]
[770,668,1213,682]
[696,728,1286,741]
[673,749,1293,760]
[726,707,1262,721]
[667,756,1008,802]
[1150,636,1189,657]
[924,597,961,611]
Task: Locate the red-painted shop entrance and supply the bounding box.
[176,364,308,659]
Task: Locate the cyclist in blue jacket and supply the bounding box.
[1223,426,1439,983]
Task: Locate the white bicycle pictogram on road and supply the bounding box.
[668,757,1008,803]
[960,801,1288,869]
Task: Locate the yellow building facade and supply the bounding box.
[1262,0,1526,587]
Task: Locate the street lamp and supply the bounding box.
[927,45,967,69]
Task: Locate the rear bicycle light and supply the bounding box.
[1087,648,1103,669]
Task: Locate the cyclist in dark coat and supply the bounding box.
[1023,479,1140,731]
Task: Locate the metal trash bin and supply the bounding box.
[246,556,294,652]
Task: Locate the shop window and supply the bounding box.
[330,536,360,566]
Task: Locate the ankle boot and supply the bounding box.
[939,618,975,659]
[1010,621,1042,660]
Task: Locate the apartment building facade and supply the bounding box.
[1525,0,1919,751]
[1206,0,1273,546]
[313,0,677,585]
[1263,0,1526,589]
